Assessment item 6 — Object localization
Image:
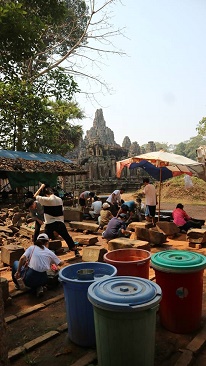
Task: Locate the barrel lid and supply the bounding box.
[151,250,206,272]
[88,276,162,312]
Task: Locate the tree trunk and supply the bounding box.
[0,286,10,366]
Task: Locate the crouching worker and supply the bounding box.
[102,213,133,241]
[12,233,64,298]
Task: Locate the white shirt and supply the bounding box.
[106,190,121,205]
[143,184,156,206]
[24,245,61,272]
[90,201,102,215]
[36,194,64,224]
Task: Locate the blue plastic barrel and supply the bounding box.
[59,262,117,347]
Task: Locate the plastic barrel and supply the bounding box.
[59,262,117,347]
[151,250,206,333]
[104,248,151,278]
[88,276,162,366]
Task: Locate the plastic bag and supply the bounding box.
[184,175,193,189]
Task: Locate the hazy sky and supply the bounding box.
[75,0,206,147]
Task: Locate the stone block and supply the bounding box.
[48,240,62,252]
[188,242,202,249]
[155,221,180,236]
[64,208,83,222]
[186,229,206,244]
[108,237,150,251]
[12,212,27,225]
[148,228,167,245]
[19,224,45,238]
[0,226,13,236]
[0,277,11,307]
[1,244,24,266]
[127,222,153,230]
[134,227,150,242]
[69,221,99,233]
[73,235,98,246]
[82,246,108,262]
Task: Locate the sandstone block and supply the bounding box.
[134,227,167,245]
[155,221,180,236]
[186,229,206,244]
[134,227,150,242]
[0,226,13,236]
[127,222,153,230]
[48,240,62,252]
[12,212,27,225]
[69,221,99,233]
[19,224,45,238]
[0,277,11,307]
[64,208,83,222]
[188,242,202,249]
[73,234,98,246]
[148,228,167,245]
[1,244,24,266]
[108,237,150,251]
[82,246,107,262]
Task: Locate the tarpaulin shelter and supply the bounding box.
[0,149,87,189]
[116,150,205,219]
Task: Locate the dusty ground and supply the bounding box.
[1,195,206,366]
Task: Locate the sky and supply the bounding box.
[74,0,206,147]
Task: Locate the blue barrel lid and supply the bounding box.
[151,250,206,272]
[88,276,162,312]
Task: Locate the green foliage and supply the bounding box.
[0,0,88,79]
[196,116,206,137]
[0,74,84,153]
[174,135,206,160]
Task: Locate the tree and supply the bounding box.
[0,1,124,88]
[0,0,125,153]
[0,71,84,153]
[196,117,206,138]
[174,135,206,160]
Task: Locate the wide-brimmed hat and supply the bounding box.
[102,202,110,209]
[37,233,49,241]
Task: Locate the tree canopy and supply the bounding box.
[196,117,206,138]
[0,0,124,154]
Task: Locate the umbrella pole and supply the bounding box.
[158,168,162,221]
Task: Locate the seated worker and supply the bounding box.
[25,198,44,242]
[172,203,204,233]
[98,202,113,229]
[79,191,95,211]
[106,188,125,216]
[102,213,132,241]
[89,196,102,219]
[12,234,64,298]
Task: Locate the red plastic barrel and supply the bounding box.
[104,249,151,278]
[151,250,206,334]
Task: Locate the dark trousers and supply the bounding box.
[12,261,48,289]
[34,221,41,242]
[45,221,75,250]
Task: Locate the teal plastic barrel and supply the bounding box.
[59,262,117,347]
[151,250,206,333]
[88,276,162,366]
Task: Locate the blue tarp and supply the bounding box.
[129,160,173,182]
[0,149,73,163]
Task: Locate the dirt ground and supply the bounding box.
[2,197,206,366]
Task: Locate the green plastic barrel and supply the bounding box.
[88,276,162,366]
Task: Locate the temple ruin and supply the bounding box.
[65,109,156,193]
